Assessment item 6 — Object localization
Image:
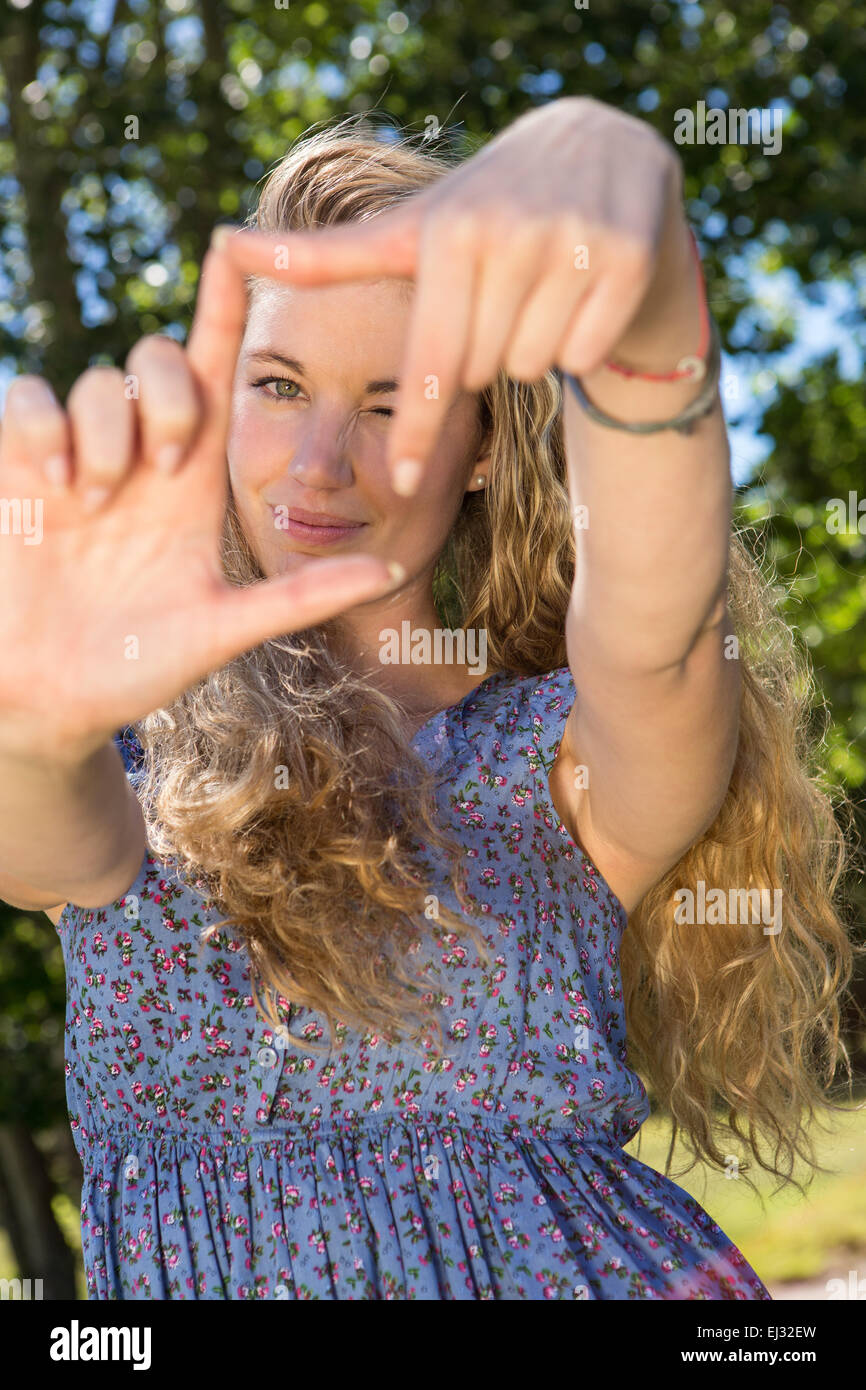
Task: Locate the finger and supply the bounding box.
[66,367,136,511]
[201,555,404,671]
[499,269,592,382]
[217,204,421,287]
[186,246,248,457]
[125,336,203,476]
[557,252,653,376]
[460,227,573,388]
[386,216,480,497]
[1,376,72,490]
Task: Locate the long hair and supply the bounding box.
[133,115,859,1188]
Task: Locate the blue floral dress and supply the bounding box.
[55,666,771,1300]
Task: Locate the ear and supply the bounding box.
[473,404,494,467]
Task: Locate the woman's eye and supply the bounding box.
[251,377,392,415]
[253,376,301,400]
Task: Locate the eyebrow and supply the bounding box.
[246,350,399,395]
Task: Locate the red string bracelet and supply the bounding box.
[604,225,710,382]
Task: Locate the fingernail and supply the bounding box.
[387,561,406,584]
[156,443,184,475]
[392,459,422,497]
[210,224,237,252]
[44,453,71,488]
[82,485,110,513]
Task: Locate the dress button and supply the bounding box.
[257,1046,278,1068]
[123,1154,139,1180]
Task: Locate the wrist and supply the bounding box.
[609,203,702,378]
[0,720,113,772]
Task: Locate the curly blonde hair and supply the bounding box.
[132,115,860,1191]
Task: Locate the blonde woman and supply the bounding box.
[0,98,854,1300]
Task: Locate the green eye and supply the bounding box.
[251,375,301,400]
[271,378,299,399]
[252,376,392,413]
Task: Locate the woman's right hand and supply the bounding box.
[0,243,400,766]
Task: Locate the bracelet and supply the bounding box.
[561,316,722,436]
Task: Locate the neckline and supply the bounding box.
[409,669,509,747]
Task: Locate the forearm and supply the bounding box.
[565,206,733,674]
[0,739,146,903]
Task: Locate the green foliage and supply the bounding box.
[0,906,68,1126]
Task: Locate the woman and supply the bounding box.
[0,97,854,1300]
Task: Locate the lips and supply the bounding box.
[281,507,365,528]
[269,505,368,546]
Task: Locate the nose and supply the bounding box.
[287,416,355,491]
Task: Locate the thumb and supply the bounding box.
[195,555,404,670]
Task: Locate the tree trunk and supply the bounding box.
[0,6,87,394]
[0,1123,77,1300]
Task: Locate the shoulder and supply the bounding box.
[460,665,575,766]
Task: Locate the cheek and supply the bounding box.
[425,426,475,512]
[227,397,280,489]
[397,468,467,558]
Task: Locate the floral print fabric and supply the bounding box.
[55,666,771,1300]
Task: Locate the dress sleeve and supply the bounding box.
[460,665,576,783]
[524,665,576,772]
[115,726,145,785]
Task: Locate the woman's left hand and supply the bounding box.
[218,96,693,495]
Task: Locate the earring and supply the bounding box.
[474,474,486,488]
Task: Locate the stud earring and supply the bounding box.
[474,475,486,488]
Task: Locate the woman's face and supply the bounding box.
[227,277,488,586]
